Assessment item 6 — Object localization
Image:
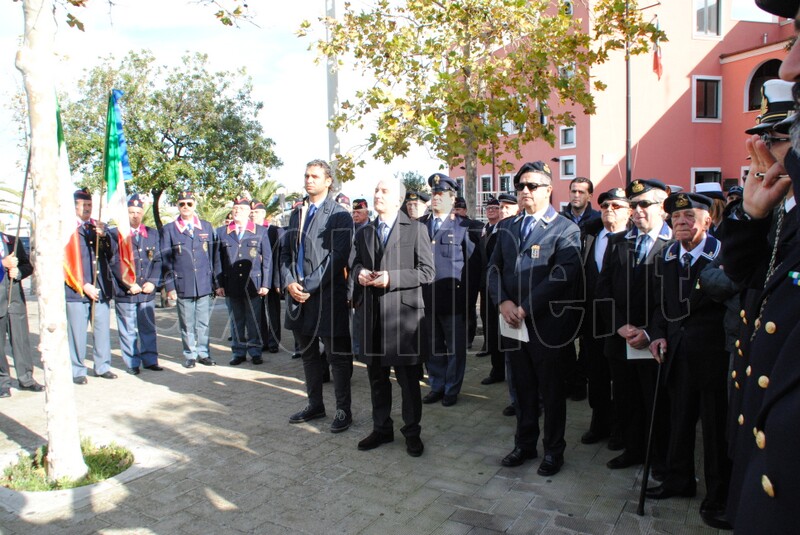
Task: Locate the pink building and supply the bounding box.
[452,1,795,216]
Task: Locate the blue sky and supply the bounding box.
[0,0,442,206]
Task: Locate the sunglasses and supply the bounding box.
[630,200,661,210]
[760,133,791,149]
[178,201,194,207]
[514,182,548,192]
[600,201,629,210]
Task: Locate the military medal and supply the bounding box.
[790,271,800,286]
[203,241,208,252]
[147,250,154,261]
[250,247,257,258]
[531,245,540,259]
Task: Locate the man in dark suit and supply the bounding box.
[647,193,731,530]
[487,161,582,476]
[454,196,484,349]
[595,179,671,471]
[108,194,164,375]
[349,198,371,356]
[161,190,217,368]
[352,178,435,456]
[478,196,505,384]
[578,188,630,445]
[250,200,283,354]
[65,188,117,384]
[215,195,272,366]
[418,173,476,407]
[281,159,354,433]
[0,232,42,397]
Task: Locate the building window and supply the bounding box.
[748,60,781,111]
[692,168,722,190]
[560,156,576,180]
[695,0,721,37]
[481,175,492,193]
[560,126,576,149]
[456,177,465,197]
[562,1,573,16]
[500,175,511,193]
[693,76,722,122]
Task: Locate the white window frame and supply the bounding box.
[691,167,722,191]
[693,0,722,40]
[559,201,570,212]
[692,75,722,123]
[480,174,492,193]
[560,155,577,181]
[499,174,511,193]
[562,1,574,16]
[560,126,576,149]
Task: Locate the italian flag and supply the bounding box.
[104,90,135,286]
[59,99,83,295]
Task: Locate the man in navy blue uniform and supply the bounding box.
[250,200,283,354]
[66,188,117,384]
[647,193,731,530]
[1,232,43,397]
[281,159,354,433]
[418,173,475,407]
[487,161,582,476]
[109,194,164,375]
[215,195,272,366]
[161,190,217,368]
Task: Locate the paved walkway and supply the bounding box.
[0,298,726,534]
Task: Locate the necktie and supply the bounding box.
[378,222,389,245]
[634,234,650,265]
[520,215,534,241]
[186,222,194,237]
[237,226,244,241]
[133,229,140,245]
[297,204,318,280]
[681,252,693,274]
[432,218,441,236]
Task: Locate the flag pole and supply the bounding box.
[7,147,32,308]
[91,94,111,326]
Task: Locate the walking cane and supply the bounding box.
[637,346,665,516]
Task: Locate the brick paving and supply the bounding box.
[0,298,727,534]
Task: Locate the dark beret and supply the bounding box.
[177,190,195,202]
[454,196,467,209]
[514,161,552,184]
[127,193,144,208]
[486,196,500,207]
[250,200,266,211]
[73,188,91,201]
[664,192,712,214]
[597,188,628,205]
[626,179,667,198]
[498,192,517,204]
[353,198,368,210]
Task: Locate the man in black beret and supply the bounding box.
[405,190,430,219]
[250,200,284,354]
[647,193,732,530]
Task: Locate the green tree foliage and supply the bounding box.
[61,50,282,228]
[395,170,428,195]
[301,0,665,216]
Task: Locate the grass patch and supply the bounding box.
[0,438,133,491]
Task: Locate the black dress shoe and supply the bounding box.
[501,447,537,467]
[606,452,643,469]
[580,429,609,445]
[229,356,246,366]
[98,371,118,379]
[406,436,424,457]
[197,357,216,366]
[73,376,88,385]
[291,353,301,359]
[252,356,264,365]
[537,454,564,476]
[183,359,196,368]
[645,484,696,500]
[475,351,490,357]
[607,436,625,451]
[699,501,732,530]
[289,405,326,424]
[268,347,279,354]
[442,395,457,407]
[0,387,10,398]
[480,376,503,385]
[422,391,444,404]
[18,382,44,392]
[126,367,141,375]
[358,431,394,451]
[330,409,352,433]
[144,364,164,371]
[502,405,516,416]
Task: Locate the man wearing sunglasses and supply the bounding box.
[596,179,671,474]
[487,161,581,476]
[161,191,218,369]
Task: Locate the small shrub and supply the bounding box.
[0,438,133,491]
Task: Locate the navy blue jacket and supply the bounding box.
[65,220,113,303]
[160,217,216,298]
[108,226,162,303]
[418,212,475,313]
[214,222,272,298]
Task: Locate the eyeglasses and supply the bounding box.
[630,200,660,210]
[178,201,194,207]
[514,182,548,192]
[760,133,791,149]
[600,201,629,210]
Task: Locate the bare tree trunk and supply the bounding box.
[463,127,479,220]
[16,0,88,481]
[152,188,164,231]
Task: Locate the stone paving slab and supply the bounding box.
[0,299,729,534]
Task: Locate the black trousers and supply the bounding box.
[484,295,505,381]
[367,363,422,438]
[295,333,352,412]
[583,333,613,435]
[259,293,281,350]
[510,342,565,456]
[0,311,36,389]
[664,357,731,504]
